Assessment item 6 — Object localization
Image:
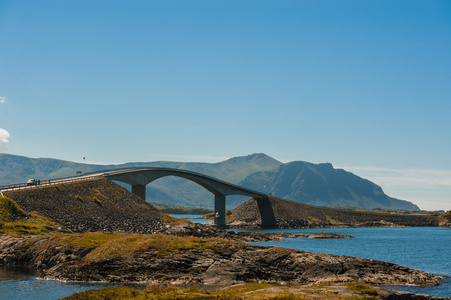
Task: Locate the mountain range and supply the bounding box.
[0,153,419,210]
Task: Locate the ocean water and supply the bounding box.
[0,266,115,300]
[170,214,211,224]
[0,223,449,298]
[249,227,451,297]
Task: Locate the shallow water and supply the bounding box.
[0,266,114,300]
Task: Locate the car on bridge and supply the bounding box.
[26,179,38,186]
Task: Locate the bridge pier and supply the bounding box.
[132,184,146,200]
[214,193,227,228]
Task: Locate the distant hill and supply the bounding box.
[0,153,419,210]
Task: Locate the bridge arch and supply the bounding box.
[104,168,266,227]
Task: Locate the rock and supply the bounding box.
[308,232,354,239]
[0,234,446,287]
[231,197,440,229]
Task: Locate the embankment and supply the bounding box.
[3,178,167,233]
[232,196,440,229]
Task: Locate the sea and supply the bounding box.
[0,215,450,299]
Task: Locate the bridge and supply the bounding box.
[103,168,268,227]
[0,167,268,228]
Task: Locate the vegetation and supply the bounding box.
[202,210,238,222]
[62,282,389,299]
[0,195,60,235]
[92,197,102,206]
[346,283,378,296]
[30,231,246,260]
[437,210,451,225]
[0,195,27,221]
[85,234,243,259]
[158,211,191,224]
[441,211,451,222]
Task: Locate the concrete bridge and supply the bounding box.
[103,167,268,227]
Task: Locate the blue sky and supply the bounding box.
[0,1,450,210]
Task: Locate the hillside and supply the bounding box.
[231,197,437,229]
[3,178,169,233]
[0,153,419,210]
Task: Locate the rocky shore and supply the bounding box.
[0,233,445,288]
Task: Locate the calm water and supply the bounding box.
[0,266,115,300]
[0,217,450,298]
[248,227,451,297]
[171,214,211,224]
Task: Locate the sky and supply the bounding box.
[0,0,450,211]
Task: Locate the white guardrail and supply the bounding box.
[0,174,102,192]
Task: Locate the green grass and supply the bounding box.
[30,231,246,260]
[92,197,102,206]
[45,232,123,249]
[0,212,61,236]
[158,212,191,224]
[61,282,387,299]
[0,196,61,235]
[345,283,378,296]
[0,195,27,222]
[85,233,244,259]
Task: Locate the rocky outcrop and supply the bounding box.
[161,223,354,242]
[0,234,445,287]
[232,197,440,229]
[3,178,166,234]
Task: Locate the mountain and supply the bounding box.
[0,153,419,210]
[239,161,419,210]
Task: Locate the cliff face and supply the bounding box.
[3,178,166,233]
[232,197,438,229]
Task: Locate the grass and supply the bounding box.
[158,211,191,224]
[0,195,27,222]
[85,234,243,259]
[92,197,102,206]
[61,282,387,299]
[0,195,60,235]
[346,283,378,296]
[27,231,246,260]
[44,232,123,249]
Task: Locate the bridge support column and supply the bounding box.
[132,184,146,200]
[214,193,227,228]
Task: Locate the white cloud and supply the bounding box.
[0,97,6,104]
[0,128,10,151]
